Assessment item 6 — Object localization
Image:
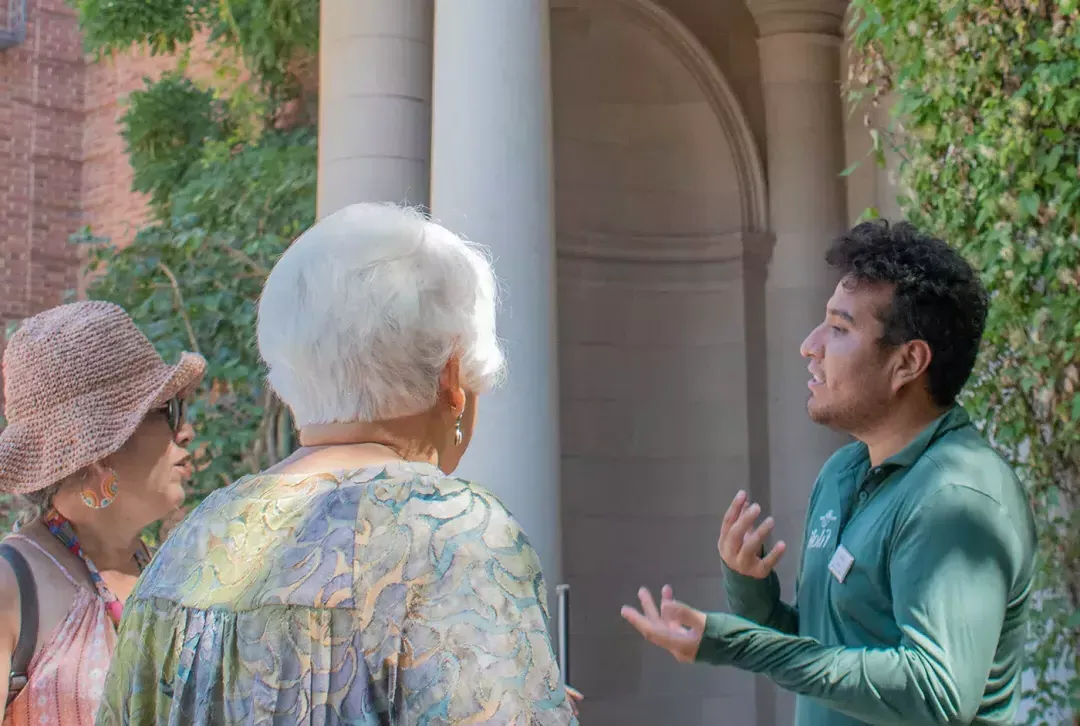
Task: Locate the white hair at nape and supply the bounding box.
[256,202,506,427]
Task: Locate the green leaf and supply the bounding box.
[1043,145,1064,173]
[840,159,863,177]
[858,206,882,222]
[1019,192,1041,219]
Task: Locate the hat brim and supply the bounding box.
[0,352,207,495]
[149,352,207,407]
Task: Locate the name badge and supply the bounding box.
[828,544,855,583]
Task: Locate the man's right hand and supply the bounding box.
[718,490,786,579]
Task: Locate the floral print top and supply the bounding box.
[96,461,575,725]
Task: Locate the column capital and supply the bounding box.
[745,0,848,37]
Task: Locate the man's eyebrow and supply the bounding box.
[827,307,855,324]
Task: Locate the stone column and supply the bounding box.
[317,0,433,217]
[748,1,850,723]
[429,0,562,592]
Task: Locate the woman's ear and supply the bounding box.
[439,355,466,415]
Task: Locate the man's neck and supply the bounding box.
[859,399,949,467]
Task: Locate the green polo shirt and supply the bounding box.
[697,406,1037,725]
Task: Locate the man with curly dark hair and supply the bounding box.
[623,220,1037,726]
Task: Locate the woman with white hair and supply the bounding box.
[98,203,579,724]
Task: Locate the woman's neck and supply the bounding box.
[56,507,144,571]
[272,442,436,478]
[294,416,440,470]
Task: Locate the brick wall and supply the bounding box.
[0,3,224,375]
[0,0,83,333]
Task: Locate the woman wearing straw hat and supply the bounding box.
[97,203,579,724]
[0,300,205,725]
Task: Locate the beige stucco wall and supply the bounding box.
[551,2,760,721]
[317,1,881,724]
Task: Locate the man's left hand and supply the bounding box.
[620,585,706,663]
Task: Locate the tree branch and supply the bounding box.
[156,261,202,355]
[210,238,270,277]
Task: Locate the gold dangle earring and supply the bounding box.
[81,468,119,509]
[454,414,464,446]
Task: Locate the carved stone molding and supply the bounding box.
[556,255,745,292]
[551,0,769,237]
[557,230,745,264]
[744,0,848,37]
[740,231,776,279]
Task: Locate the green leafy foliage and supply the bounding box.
[80,128,316,528]
[72,0,212,55]
[0,0,318,541]
[68,0,318,101]
[121,72,231,215]
[848,1,1080,721]
[209,0,320,99]
[81,0,318,536]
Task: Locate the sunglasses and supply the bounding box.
[155,397,187,433]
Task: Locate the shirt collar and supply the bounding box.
[881,405,971,470]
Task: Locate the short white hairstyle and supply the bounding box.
[257,202,505,427]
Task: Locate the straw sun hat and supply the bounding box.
[0,301,206,495]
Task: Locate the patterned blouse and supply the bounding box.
[96,461,576,725]
[2,536,115,726]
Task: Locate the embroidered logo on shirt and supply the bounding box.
[807,509,836,549]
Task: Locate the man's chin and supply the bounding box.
[806,398,834,426]
[807,400,861,435]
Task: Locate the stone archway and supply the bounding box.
[550,0,767,722]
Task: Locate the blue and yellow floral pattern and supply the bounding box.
[97,461,575,725]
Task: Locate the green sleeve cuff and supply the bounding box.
[694,612,736,666]
[721,559,770,597]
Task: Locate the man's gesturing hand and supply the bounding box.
[620,585,706,663]
[718,489,786,579]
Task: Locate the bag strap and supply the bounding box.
[0,542,37,703]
